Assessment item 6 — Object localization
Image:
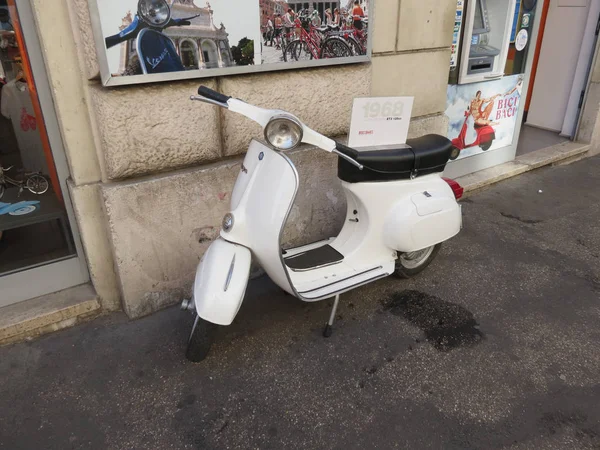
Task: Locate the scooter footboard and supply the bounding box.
[383,191,462,252]
[193,238,251,326]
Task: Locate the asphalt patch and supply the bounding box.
[385,290,484,351]
[500,212,543,224]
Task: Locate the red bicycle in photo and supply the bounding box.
[283,13,352,62]
[340,19,368,56]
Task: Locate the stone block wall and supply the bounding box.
[32,0,457,317]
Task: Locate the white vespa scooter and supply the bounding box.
[182,86,464,362]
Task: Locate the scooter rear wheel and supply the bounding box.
[186,315,218,363]
[394,243,441,279]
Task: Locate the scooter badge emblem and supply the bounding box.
[259,152,264,160]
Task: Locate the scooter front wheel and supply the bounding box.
[394,244,441,279]
[186,315,218,363]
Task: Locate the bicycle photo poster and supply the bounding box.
[88,0,372,86]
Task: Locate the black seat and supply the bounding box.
[337,134,453,183]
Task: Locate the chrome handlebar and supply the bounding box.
[191,91,364,171]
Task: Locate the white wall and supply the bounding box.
[527,0,591,131]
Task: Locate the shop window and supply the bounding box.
[0,3,75,277]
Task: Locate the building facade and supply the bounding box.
[2,0,600,343]
[260,0,290,27]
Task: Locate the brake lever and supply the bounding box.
[167,14,199,28]
[333,149,363,170]
[190,95,229,109]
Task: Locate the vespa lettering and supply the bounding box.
[146,48,170,70]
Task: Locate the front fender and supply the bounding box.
[193,238,251,325]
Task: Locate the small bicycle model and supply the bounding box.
[0,165,49,199]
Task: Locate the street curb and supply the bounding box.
[456,141,590,197]
[0,284,101,347]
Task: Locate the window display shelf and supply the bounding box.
[0,187,73,255]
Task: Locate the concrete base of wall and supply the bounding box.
[0,284,101,346]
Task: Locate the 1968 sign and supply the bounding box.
[349,97,414,148]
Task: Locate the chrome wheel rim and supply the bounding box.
[27,175,48,194]
[399,246,435,269]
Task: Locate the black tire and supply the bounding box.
[347,36,365,56]
[283,39,313,62]
[122,57,142,76]
[186,315,218,362]
[319,37,352,59]
[449,146,461,160]
[394,244,442,279]
[480,141,492,151]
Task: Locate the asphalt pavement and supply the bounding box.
[1,156,600,449]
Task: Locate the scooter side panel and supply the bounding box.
[193,238,251,326]
[383,187,461,252]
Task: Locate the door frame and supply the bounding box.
[569,1,600,137]
[0,0,89,308]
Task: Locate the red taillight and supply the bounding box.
[442,177,464,200]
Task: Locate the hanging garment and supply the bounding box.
[0,79,48,173]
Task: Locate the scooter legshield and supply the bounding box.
[137,28,185,74]
[193,238,251,326]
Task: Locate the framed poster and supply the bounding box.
[87,0,372,87]
[445,74,524,161]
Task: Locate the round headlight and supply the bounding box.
[138,0,171,27]
[264,115,303,150]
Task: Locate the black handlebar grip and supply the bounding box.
[105,34,124,49]
[198,86,231,104]
[335,141,359,159]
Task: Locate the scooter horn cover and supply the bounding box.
[137,29,185,74]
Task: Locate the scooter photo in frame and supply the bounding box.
[181,86,464,362]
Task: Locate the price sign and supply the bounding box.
[348,97,414,149]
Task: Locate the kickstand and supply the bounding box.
[323,294,340,338]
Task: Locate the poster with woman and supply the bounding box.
[445,74,524,160]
